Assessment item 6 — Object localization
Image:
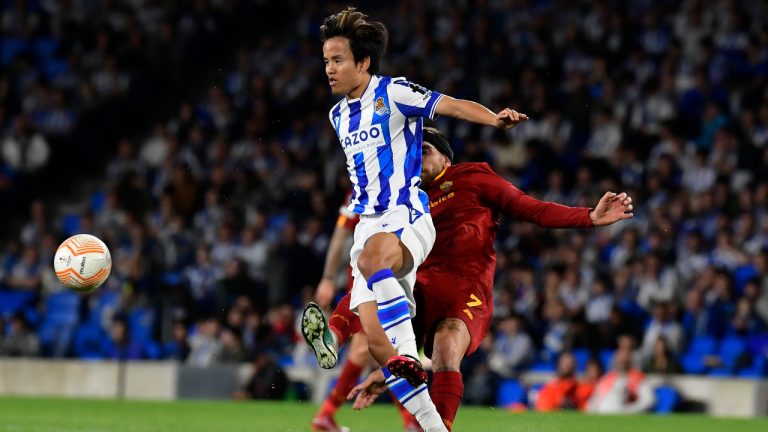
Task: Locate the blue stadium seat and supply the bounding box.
[496,379,526,407]
[682,336,716,374]
[34,37,58,59]
[129,308,155,343]
[87,290,120,324]
[738,355,767,378]
[73,323,107,359]
[529,361,556,372]
[61,213,81,237]
[41,58,68,80]
[654,386,680,414]
[572,349,591,373]
[716,336,746,374]
[599,349,614,371]
[45,291,81,326]
[90,190,106,213]
[0,289,36,317]
[38,291,81,357]
[1,38,28,65]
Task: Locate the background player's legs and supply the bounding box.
[429,318,471,431]
[312,334,369,431]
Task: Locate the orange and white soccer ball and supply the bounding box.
[53,234,112,292]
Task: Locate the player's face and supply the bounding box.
[323,37,367,97]
[420,142,449,186]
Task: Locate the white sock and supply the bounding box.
[368,269,418,359]
[384,367,447,431]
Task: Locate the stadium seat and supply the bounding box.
[572,349,591,373]
[496,379,526,408]
[38,291,81,357]
[654,386,680,414]
[716,336,746,374]
[34,37,58,59]
[129,308,155,343]
[45,291,81,326]
[41,58,68,80]
[61,213,81,237]
[682,336,716,374]
[0,289,36,317]
[599,349,614,371]
[1,38,28,65]
[529,361,556,372]
[87,290,120,325]
[73,323,108,359]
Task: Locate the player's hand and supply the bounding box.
[495,108,529,129]
[347,369,387,410]
[590,192,634,226]
[314,278,335,308]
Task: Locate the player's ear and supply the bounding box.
[358,56,371,73]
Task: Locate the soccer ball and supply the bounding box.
[53,234,112,292]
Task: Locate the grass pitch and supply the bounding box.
[0,397,765,432]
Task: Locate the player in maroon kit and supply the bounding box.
[313,127,633,430]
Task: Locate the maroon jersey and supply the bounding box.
[420,162,593,291]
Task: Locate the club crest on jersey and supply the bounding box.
[440,181,453,193]
[374,97,389,116]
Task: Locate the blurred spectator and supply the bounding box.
[1,115,49,175]
[232,353,288,400]
[187,317,221,367]
[641,302,685,361]
[102,319,144,361]
[575,359,603,411]
[3,245,42,291]
[1,313,40,356]
[643,336,682,374]
[218,327,246,364]
[488,315,534,377]
[164,320,191,361]
[587,349,655,414]
[534,352,579,412]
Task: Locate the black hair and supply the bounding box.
[320,7,388,75]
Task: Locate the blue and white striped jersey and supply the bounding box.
[329,75,444,215]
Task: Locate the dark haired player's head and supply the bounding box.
[420,127,453,187]
[321,7,388,97]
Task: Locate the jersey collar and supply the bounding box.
[433,166,448,182]
[345,75,375,103]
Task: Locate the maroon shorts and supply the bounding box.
[414,269,493,358]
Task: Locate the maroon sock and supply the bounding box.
[430,371,464,431]
[328,294,361,346]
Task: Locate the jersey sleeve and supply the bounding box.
[388,78,444,120]
[472,163,594,228]
[337,192,359,230]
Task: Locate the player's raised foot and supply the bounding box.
[311,414,350,432]
[386,355,428,387]
[301,302,338,369]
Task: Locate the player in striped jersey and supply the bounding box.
[301,8,527,431]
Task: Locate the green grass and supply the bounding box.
[0,397,765,432]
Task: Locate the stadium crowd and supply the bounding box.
[2,0,768,408]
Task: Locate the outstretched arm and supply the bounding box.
[473,164,633,228]
[435,96,528,129]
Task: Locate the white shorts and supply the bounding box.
[349,203,436,316]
